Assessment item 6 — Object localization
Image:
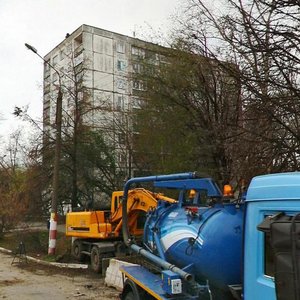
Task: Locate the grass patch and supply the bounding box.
[0,229,73,262]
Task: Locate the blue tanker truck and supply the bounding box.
[119,172,300,300]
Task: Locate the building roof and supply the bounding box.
[44,24,167,59]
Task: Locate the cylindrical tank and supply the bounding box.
[143,202,244,291]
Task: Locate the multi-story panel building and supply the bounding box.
[43,24,241,183]
[43,24,162,177]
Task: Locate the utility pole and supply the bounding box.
[25,43,62,255]
[48,87,62,255]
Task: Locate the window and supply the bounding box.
[66,43,72,54]
[117,78,126,90]
[132,97,143,108]
[44,75,50,85]
[52,55,59,65]
[257,214,276,278]
[131,46,145,58]
[264,231,274,277]
[52,72,58,83]
[74,53,83,66]
[131,46,138,56]
[59,49,66,61]
[116,95,124,110]
[117,41,125,53]
[74,33,83,49]
[119,153,127,165]
[113,196,119,212]
[77,91,83,101]
[133,63,138,73]
[74,63,83,75]
[117,60,126,71]
[75,72,83,83]
[44,84,50,94]
[132,63,144,73]
[133,80,146,91]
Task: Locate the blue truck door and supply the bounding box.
[243,202,276,299]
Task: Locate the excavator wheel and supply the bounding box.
[72,239,85,262]
[90,246,101,273]
[90,246,113,273]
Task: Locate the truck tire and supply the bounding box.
[121,279,149,300]
[123,291,134,300]
[72,239,85,262]
[90,246,102,273]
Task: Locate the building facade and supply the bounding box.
[43,24,163,177]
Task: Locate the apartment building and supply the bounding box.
[43,24,164,177]
[43,24,241,183]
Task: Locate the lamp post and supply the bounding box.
[25,43,62,255]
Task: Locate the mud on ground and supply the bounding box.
[0,224,120,300]
[0,251,120,300]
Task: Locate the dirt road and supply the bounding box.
[0,252,120,300]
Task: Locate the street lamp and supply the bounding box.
[25,43,62,255]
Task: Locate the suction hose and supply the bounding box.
[122,172,196,281]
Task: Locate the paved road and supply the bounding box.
[0,252,119,300]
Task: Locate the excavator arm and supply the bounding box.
[111,188,176,236]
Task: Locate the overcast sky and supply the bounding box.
[0,0,181,142]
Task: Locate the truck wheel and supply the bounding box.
[72,239,85,262]
[121,279,147,300]
[123,291,134,300]
[90,246,102,273]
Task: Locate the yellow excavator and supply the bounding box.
[66,188,176,272]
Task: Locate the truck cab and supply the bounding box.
[244,172,300,300]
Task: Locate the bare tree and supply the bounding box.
[170,0,300,186]
[131,44,242,186]
[0,129,45,235]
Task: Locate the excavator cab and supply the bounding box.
[111,191,123,215]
